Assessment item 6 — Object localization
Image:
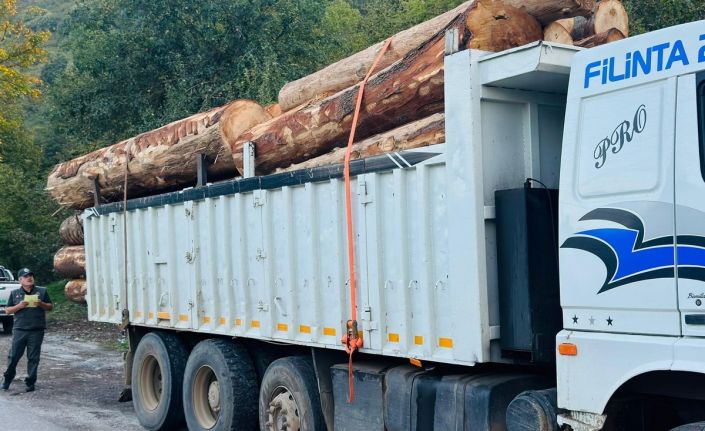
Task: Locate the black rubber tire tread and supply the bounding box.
[259,356,325,431]
[671,423,705,431]
[183,338,259,431]
[131,331,188,431]
[2,317,12,334]
[249,345,279,383]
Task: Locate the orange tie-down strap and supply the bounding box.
[341,36,393,403]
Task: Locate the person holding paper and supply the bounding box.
[1,268,53,392]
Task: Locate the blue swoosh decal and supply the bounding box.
[562,208,705,293]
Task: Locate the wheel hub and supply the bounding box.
[266,390,301,431]
[207,380,220,412]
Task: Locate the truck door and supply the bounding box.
[675,73,705,336]
[560,77,679,336]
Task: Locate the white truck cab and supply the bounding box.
[558,21,705,430]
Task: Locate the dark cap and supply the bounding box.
[17,268,34,278]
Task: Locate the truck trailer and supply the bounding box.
[85,21,705,431]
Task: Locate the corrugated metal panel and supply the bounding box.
[85,146,482,365]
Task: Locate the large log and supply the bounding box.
[502,0,595,25]
[65,279,87,304]
[59,213,84,246]
[543,19,575,45]
[232,1,541,175]
[219,101,273,156]
[278,113,445,172]
[46,100,270,209]
[277,2,475,112]
[591,0,628,36]
[54,245,86,279]
[575,28,625,48]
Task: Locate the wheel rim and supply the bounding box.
[265,386,301,431]
[193,365,220,429]
[138,355,163,411]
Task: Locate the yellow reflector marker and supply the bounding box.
[414,336,424,346]
[251,320,261,328]
[219,317,226,325]
[277,323,289,332]
[179,314,189,322]
[135,311,143,318]
[410,358,422,368]
[157,312,170,320]
[202,316,211,324]
[439,337,454,348]
[235,319,242,326]
[148,312,154,319]
[558,343,578,356]
[388,333,400,343]
[323,327,336,336]
[299,325,311,334]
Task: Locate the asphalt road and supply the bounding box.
[0,331,143,430]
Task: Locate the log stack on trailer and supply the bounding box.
[46,0,629,317]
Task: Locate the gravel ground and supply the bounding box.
[0,314,144,430]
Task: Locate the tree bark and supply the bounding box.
[575,28,625,48]
[59,213,84,246]
[54,246,86,279]
[65,279,87,304]
[277,1,476,112]
[502,0,595,25]
[592,0,629,36]
[277,113,445,172]
[46,100,271,209]
[232,1,541,175]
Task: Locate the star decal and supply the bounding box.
[607,316,613,326]
[572,315,579,324]
[589,316,595,325]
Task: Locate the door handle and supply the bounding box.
[684,314,705,325]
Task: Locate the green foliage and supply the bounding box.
[624,0,705,35]
[45,0,332,158]
[45,279,89,324]
[0,1,58,281]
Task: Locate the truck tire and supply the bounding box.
[259,356,325,431]
[131,331,188,431]
[2,317,12,335]
[183,339,258,431]
[506,388,559,431]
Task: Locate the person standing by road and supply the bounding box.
[1,268,53,392]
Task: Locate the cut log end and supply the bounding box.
[65,279,87,304]
[543,20,574,45]
[59,214,84,246]
[593,0,629,37]
[54,245,86,279]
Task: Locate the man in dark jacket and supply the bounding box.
[2,268,53,392]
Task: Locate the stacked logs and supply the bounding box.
[543,0,629,47]
[55,214,87,303]
[46,1,630,304]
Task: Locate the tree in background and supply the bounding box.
[45,0,331,159]
[0,0,58,280]
[624,0,705,34]
[43,0,469,163]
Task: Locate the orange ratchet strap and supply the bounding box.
[341,36,393,403]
